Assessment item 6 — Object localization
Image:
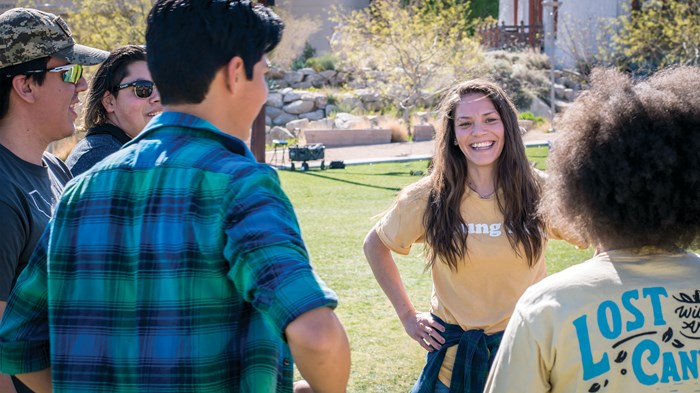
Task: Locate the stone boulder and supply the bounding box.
[307,119,334,130]
[266,93,283,108]
[285,118,310,132]
[333,113,367,129]
[356,89,380,102]
[272,112,297,126]
[284,100,315,115]
[268,67,285,79]
[284,70,303,84]
[306,73,326,88]
[336,94,362,111]
[320,70,337,80]
[299,109,325,121]
[283,90,301,103]
[266,126,295,145]
[324,104,337,118]
[265,106,284,119]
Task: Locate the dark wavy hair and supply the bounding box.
[424,80,544,270]
[0,57,50,119]
[83,45,146,129]
[541,66,700,251]
[146,0,283,105]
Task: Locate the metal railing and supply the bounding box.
[479,21,544,50]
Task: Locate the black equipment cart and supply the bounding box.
[288,143,325,171]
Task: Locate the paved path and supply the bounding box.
[266,128,559,169]
[266,140,433,169]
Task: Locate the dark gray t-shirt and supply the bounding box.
[0,143,72,301]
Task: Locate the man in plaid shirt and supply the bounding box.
[0,1,350,392]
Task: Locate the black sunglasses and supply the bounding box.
[112,80,155,99]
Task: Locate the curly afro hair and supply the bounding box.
[541,66,700,251]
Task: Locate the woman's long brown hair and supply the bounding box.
[424,80,544,270]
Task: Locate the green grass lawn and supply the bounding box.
[278,150,593,392]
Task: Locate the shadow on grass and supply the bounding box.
[292,170,404,192]
[336,171,418,177]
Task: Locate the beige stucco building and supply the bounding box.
[0,0,74,14]
[499,0,638,69]
[274,0,369,53]
[1,0,366,54]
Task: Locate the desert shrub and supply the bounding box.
[482,50,551,110]
[606,0,700,75]
[379,117,410,143]
[331,0,483,126]
[305,54,337,72]
[291,42,316,70]
[518,111,545,126]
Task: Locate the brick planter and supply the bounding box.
[412,125,435,142]
[301,128,392,148]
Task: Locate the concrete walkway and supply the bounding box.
[266,128,558,169]
[266,140,433,169]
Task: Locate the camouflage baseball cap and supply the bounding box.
[0,8,109,69]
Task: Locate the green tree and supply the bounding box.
[468,0,497,19]
[398,0,496,19]
[331,0,483,131]
[609,0,700,74]
[66,0,152,50]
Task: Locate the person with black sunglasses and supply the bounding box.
[66,45,162,176]
[0,1,350,393]
[0,7,108,393]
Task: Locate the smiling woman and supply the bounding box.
[484,66,700,393]
[65,45,162,176]
[362,79,579,393]
[453,92,505,180]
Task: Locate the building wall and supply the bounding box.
[277,0,370,53]
[551,0,629,69]
[0,2,13,13]
[499,0,531,26]
[2,0,366,54]
[0,0,75,14]
[500,0,631,69]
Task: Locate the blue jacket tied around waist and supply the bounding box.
[410,315,504,393]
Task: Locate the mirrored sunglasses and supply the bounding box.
[19,64,84,85]
[112,80,155,99]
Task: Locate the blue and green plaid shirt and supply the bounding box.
[0,112,338,392]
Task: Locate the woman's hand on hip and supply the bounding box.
[400,311,446,352]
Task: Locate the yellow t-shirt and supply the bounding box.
[375,178,547,386]
[485,250,700,393]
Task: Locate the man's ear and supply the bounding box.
[102,90,116,113]
[225,56,246,94]
[11,75,36,104]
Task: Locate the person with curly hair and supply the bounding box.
[485,66,700,393]
[364,79,580,393]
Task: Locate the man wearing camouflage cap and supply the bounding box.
[0,7,108,393]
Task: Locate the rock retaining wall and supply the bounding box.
[265,87,389,128]
[264,66,584,146]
